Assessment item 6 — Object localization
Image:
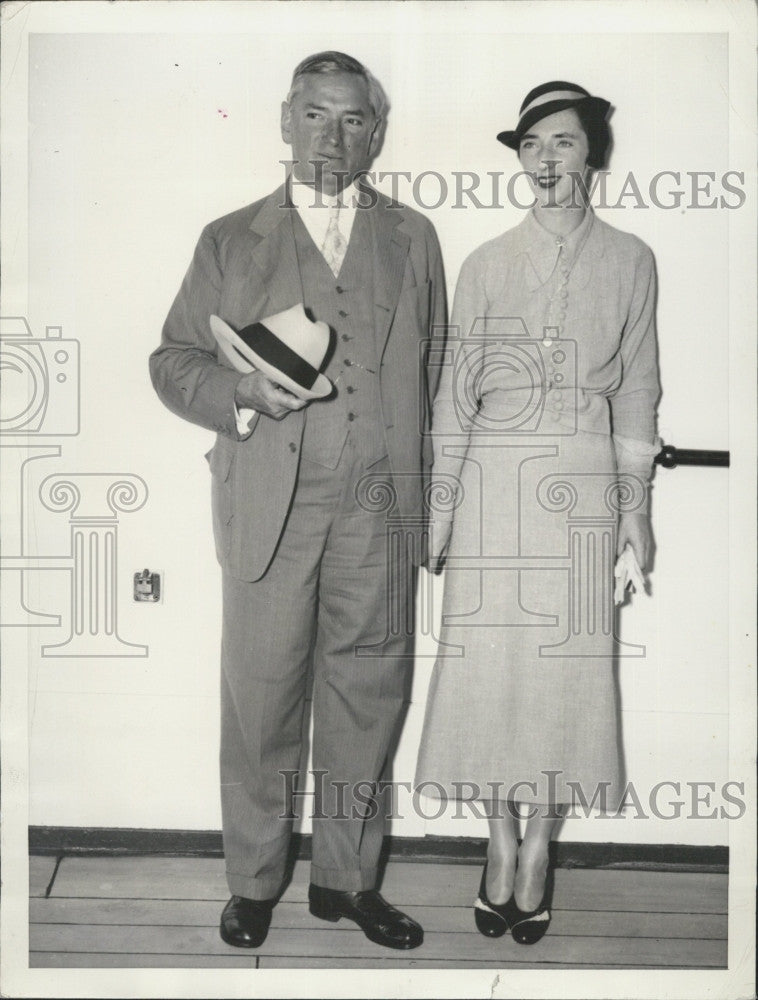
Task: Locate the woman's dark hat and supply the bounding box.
[497,81,610,150]
[210,304,332,400]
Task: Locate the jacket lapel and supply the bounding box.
[248,184,304,317]
[369,191,411,358]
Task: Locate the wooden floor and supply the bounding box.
[29,855,727,969]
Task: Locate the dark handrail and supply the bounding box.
[655,445,730,469]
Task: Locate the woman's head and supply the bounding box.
[497,81,611,208]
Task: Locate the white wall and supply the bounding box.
[2,3,753,849]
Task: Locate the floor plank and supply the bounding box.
[30,952,258,968]
[31,952,661,970]
[29,855,58,897]
[30,897,727,940]
[49,856,228,900]
[257,956,719,970]
[48,857,728,914]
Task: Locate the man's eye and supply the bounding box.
[306,112,321,120]
[345,118,363,127]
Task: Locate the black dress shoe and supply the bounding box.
[308,884,423,950]
[219,894,274,948]
[474,862,514,938]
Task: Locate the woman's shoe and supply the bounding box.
[509,866,555,945]
[473,862,516,938]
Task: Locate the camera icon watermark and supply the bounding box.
[422,316,577,437]
[0,317,80,436]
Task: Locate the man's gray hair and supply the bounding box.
[287,51,389,121]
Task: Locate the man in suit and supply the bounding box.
[149,51,446,950]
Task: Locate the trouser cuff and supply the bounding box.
[226,869,283,901]
[309,864,378,892]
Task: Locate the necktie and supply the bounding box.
[322,203,347,278]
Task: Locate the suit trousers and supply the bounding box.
[220,439,414,899]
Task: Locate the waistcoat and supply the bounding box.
[293,208,388,469]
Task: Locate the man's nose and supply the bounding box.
[321,119,342,147]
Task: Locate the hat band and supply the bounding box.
[520,89,589,118]
[236,322,320,390]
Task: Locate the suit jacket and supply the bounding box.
[149,184,447,581]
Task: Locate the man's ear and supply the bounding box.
[281,101,292,143]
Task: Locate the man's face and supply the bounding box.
[281,71,379,195]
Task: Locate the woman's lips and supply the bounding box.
[535,175,560,189]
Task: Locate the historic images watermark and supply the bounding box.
[279,770,747,822]
[0,315,150,654]
[279,160,747,211]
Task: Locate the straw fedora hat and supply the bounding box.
[210,303,332,400]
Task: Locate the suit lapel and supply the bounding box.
[248,184,304,317]
[369,192,411,358]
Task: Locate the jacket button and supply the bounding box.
[347,412,355,421]
[289,442,297,452]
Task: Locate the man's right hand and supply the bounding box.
[235,370,309,420]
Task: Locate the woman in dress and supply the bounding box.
[416,82,660,945]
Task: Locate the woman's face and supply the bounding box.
[518,108,590,208]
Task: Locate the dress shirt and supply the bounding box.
[288,180,358,250]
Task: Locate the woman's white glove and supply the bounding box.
[617,510,652,571]
[614,543,648,605]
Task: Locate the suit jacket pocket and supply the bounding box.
[207,440,235,562]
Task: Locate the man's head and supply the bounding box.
[281,51,387,196]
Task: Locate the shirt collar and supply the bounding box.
[516,208,600,287]
[288,180,359,214]
[525,206,595,254]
